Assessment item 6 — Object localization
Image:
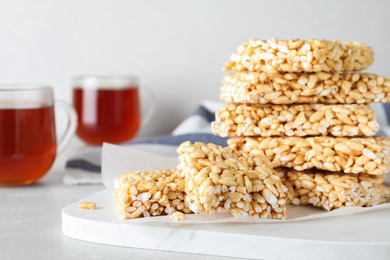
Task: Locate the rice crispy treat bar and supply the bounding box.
[212,103,378,137]
[220,72,390,104]
[113,170,192,219]
[276,168,390,211]
[177,141,290,219]
[228,136,390,175]
[223,38,374,73]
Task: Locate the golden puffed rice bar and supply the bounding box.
[223,38,374,73]
[212,103,378,137]
[228,136,390,175]
[177,141,290,219]
[220,72,390,104]
[113,170,191,219]
[276,168,390,211]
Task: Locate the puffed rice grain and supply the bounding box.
[78,202,97,209]
[170,211,186,221]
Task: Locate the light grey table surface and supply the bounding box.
[0,138,237,260]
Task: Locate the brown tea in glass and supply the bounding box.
[0,106,57,185]
[0,85,77,186]
[73,76,142,145]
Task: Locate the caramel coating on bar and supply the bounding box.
[213,103,379,137]
[177,141,290,219]
[228,136,390,175]
[220,72,390,104]
[276,168,390,211]
[223,38,374,73]
[113,170,191,219]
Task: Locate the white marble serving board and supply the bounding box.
[62,190,390,260]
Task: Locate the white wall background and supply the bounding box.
[0,0,389,137]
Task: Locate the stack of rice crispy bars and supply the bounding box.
[113,38,390,222]
[213,38,390,210]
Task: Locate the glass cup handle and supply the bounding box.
[140,86,156,128]
[55,100,78,154]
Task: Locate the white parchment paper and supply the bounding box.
[101,143,390,224]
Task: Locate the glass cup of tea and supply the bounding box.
[0,85,77,186]
[72,75,154,146]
